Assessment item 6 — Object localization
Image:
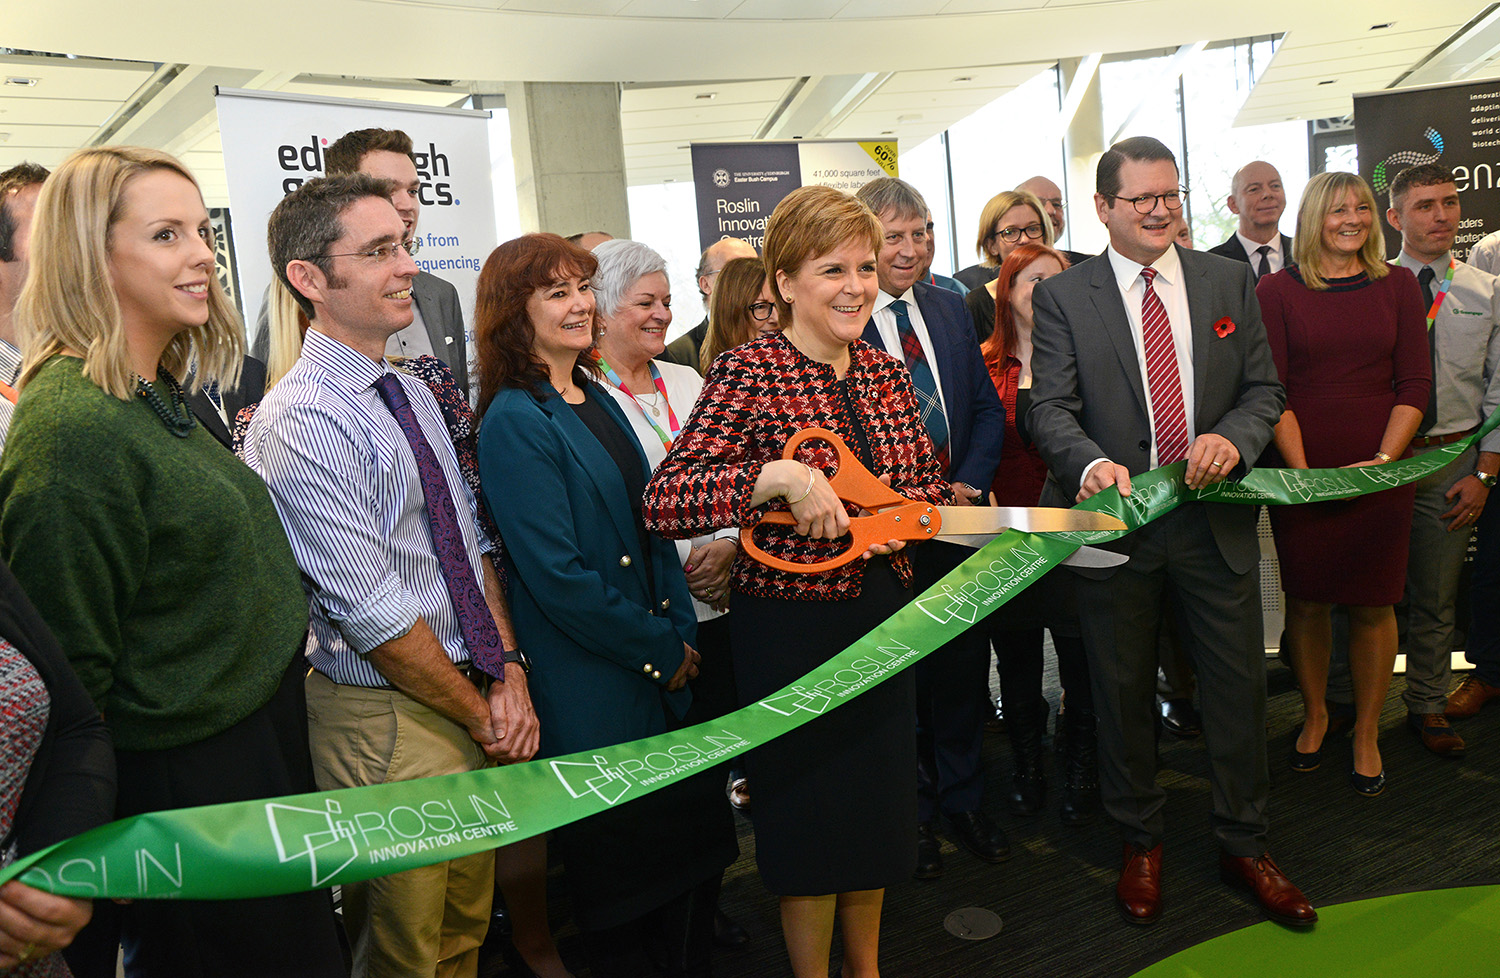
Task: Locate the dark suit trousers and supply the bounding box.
[1074,505,1269,856]
[1468,491,1500,685]
[914,540,992,822]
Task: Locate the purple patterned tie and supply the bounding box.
[374,372,506,679]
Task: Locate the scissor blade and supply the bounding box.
[939,535,1129,568]
[934,506,1127,535]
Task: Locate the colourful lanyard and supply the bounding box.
[1425,259,1457,331]
[596,355,681,449]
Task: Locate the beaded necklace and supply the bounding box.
[134,366,196,438]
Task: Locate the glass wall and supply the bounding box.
[1180,39,1307,250]
[945,69,1066,268]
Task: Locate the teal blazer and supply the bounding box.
[479,383,696,758]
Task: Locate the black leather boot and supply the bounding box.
[1005,700,1047,816]
[1060,708,1100,826]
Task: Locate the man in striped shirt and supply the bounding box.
[243,173,537,978]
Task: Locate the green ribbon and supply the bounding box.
[4,411,1496,900]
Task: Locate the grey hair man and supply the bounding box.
[0,162,49,456]
[1207,161,1292,279]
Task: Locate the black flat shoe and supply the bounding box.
[1350,767,1386,797]
[713,907,750,948]
[1288,744,1321,773]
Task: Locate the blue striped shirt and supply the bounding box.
[241,328,493,688]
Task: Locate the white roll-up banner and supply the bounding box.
[215,88,497,359]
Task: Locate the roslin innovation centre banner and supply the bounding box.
[690,139,898,253]
[1355,77,1500,262]
[215,88,498,353]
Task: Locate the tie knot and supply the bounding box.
[1256,245,1271,257]
[1419,266,1436,286]
[373,371,405,408]
[1140,267,1157,286]
[889,298,908,315]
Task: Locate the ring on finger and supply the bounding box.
[1210,460,1223,468]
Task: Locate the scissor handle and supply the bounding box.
[780,428,909,512]
[739,502,942,574]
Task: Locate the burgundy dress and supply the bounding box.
[1257,266,1431,605]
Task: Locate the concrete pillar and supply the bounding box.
[1060,58,1106,255]
[506,81,631,239]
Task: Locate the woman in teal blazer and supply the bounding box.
[474,232,734,978]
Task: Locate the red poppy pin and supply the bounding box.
[1213,317,1236,339]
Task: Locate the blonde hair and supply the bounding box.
[762,185,882,325]
[974,190,1053,265]
[701,256,772,373]
[264,277,310,390]
[1292,171,1390,291]
[15,146,242,399]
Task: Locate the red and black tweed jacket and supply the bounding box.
[643,332,952,601]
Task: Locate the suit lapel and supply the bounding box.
[1180,249,1217,426]
[411,273,456,363]
[913,285,956,401]
[535,386,650,588]
[185,388,233,449]
[1087,256,1148,416]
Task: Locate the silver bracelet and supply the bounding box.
[787,464,816,504]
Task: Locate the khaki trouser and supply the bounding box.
[305,669,493,978]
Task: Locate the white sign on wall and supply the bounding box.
[215,88,498,354]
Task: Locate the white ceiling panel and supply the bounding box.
[725,0,852,19]
[0,57,156,101]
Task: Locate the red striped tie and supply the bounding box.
[1139,268,1189,465]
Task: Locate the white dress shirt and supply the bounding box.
[869,287,949,424]
[1236,230,1285,277]
[1081,245,1198,484]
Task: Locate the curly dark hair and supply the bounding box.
[474,233,601,416]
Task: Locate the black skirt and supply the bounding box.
[731,558,917,896]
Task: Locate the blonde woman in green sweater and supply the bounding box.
[0,146,344,978]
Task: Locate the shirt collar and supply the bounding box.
[301,328,391,390]
[0,338,21,384]
[1397,250,1453,277]
[875,286,916,314]
[1235,230,1281,260]
[1107,243,1182,292]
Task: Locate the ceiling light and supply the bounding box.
[4,76,38,87]
[952,76,974,83]
[1318,79,1337,85]
[0,133,10,143]
[1370,22,1394,30]
[881,130,895,135]
[695,92,717,100]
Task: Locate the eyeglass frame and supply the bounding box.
[1102,189,1188,215]
[748,301,776,322]
[990,222,1047,243]
[300,237,422,264]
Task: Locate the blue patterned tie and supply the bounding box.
[374,372,506,679]
[890,299,950,471]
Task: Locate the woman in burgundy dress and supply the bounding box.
[1256,171,1430,797]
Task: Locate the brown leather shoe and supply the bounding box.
[1116,843,1162,925]
[1218,852,1317,927]
[1446,676,1500,719]
[1407,712,1466,756]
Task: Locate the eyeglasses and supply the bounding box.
[993,223,1046,243]
[748,301,776,321]
[308,237,421,264]
[1104,189,1188,214]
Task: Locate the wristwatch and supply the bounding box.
[505,647,532,674]
[1477,471,1498,489]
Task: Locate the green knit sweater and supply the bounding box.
[0,356,309,750]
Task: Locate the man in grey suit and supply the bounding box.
[254,128,469,397]
[1030,136,1314,928]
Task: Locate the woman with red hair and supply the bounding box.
[980,243,1100,825]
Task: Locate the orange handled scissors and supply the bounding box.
[740,428,1127,575]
